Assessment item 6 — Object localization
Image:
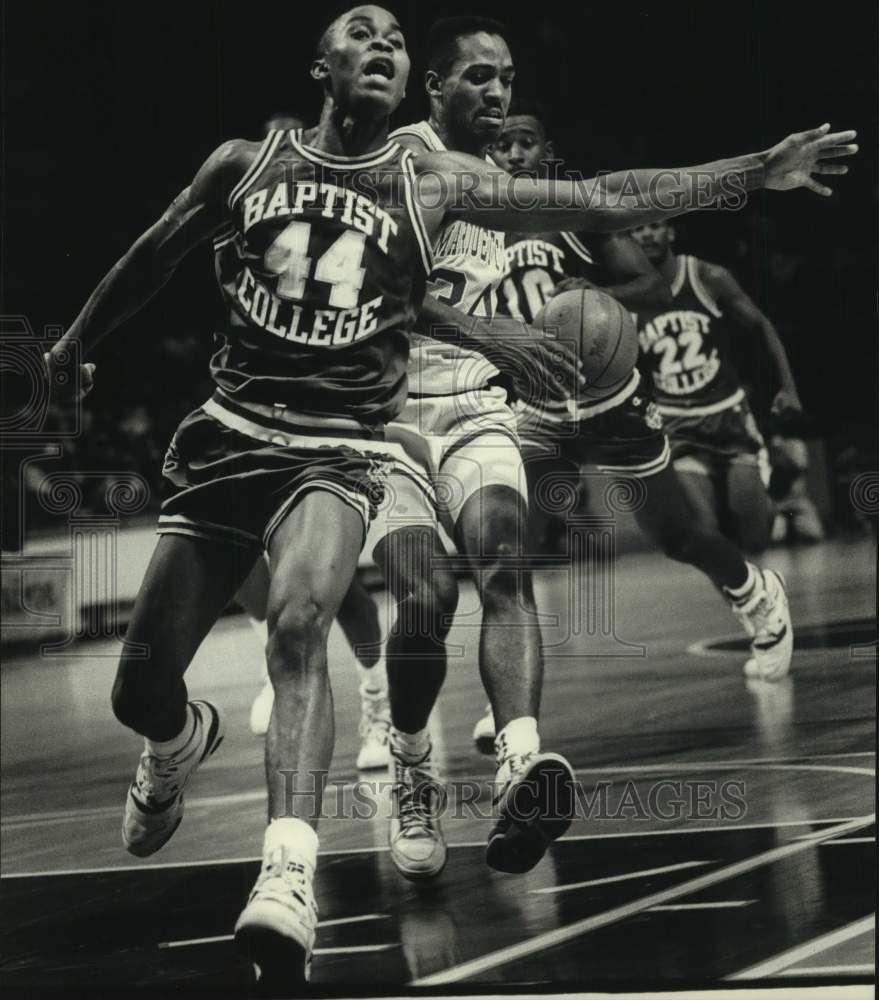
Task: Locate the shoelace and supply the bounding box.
[393,759,439,837]
[134,753,182,804]
[253,852,318,921]
[492,750,536,804]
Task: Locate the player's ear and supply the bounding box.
[425,69,442,101]
[668,225,676,245]
[544,139,555,160]
[311,57,329,83]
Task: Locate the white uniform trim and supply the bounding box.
[213,390,366,432]
[670,255,687,296]
[657,386,745,417]
[202,398,435,499]
[596,435,671,478]
[560,231,594,264]
[572,369,641,420]
[390,120,446,153]
[687,256,723,318]
[400,150,435,274]
[228,130,283,211]
[287,129,402,170]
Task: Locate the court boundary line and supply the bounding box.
[1,816,866,880]
[409,814,875,986]
[529,859,714,894]
[727,914,875,979]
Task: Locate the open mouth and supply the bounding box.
[476,108,504,123]
[362,57,394,80]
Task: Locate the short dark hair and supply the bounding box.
[426,16,508,77]
[505,97,550,130]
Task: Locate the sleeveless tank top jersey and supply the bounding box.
[388,120,506,396]
[211,128,434,425]
[635,255,744,416]
[497,230,598,324]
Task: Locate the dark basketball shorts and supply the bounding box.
[660,396,769,483]
[157,391,396,553]
[515,371,670,479]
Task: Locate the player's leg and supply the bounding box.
[726,456,773,555]
[114,533,254,856]
[235,489,365,982]
[587,393,792,681]
[443,414,576,874]
[238,556,277,736]
[371,475,458,880]
[336,575,391,770]
[672,453,723,535]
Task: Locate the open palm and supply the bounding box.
[765,123,858,196]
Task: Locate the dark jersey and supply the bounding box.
[497,231,599,324]
[211,128,433,424]
[635,255,744,414]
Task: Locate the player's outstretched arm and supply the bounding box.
[699,261,803,418]
[46,140,257,392]
[418,125,857,234]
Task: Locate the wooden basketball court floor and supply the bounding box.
[1,537,875,996]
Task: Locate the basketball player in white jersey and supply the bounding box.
[373,16,577,881]
[51,4,857,982]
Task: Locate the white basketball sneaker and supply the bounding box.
[486,750,577,874]
[235,844,318,985]
[472,703,496,755]
[249,679,274,737]
[731,568,793,682]
[122,700,225,857]
[356,684,391,770]
[389,749,447,880]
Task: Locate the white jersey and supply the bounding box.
[389,120,505,396]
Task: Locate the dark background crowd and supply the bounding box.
[2,0,876,541]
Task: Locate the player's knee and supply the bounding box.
[266,596,332,671]
[397,569,458,639]
[479,539,526,605]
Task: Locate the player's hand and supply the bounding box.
[770,387,804,421]
[44,349,96,401]
[764,124,857,196]
[482,317,584,404]
[549,277,597,297]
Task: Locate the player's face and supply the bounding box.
[491,115,548,175]
[630,222,672,263]
[439,33,514,141]
[321,6,410,114]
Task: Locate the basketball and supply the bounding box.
[535,288,638,401]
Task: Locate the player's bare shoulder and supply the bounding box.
[193,138,264,208]
[695,258,738,294]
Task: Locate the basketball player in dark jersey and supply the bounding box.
[630,219,802,556]
[478,100,829,752]
[46,3,856,978]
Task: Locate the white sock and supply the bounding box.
[264,817,319,873]
[389,726,430,765]
[358,657,387,695]
[725,562,760,603]
[495,716,540,765]
[145,704,196,759]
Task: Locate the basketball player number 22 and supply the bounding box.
[265,222,366,309]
